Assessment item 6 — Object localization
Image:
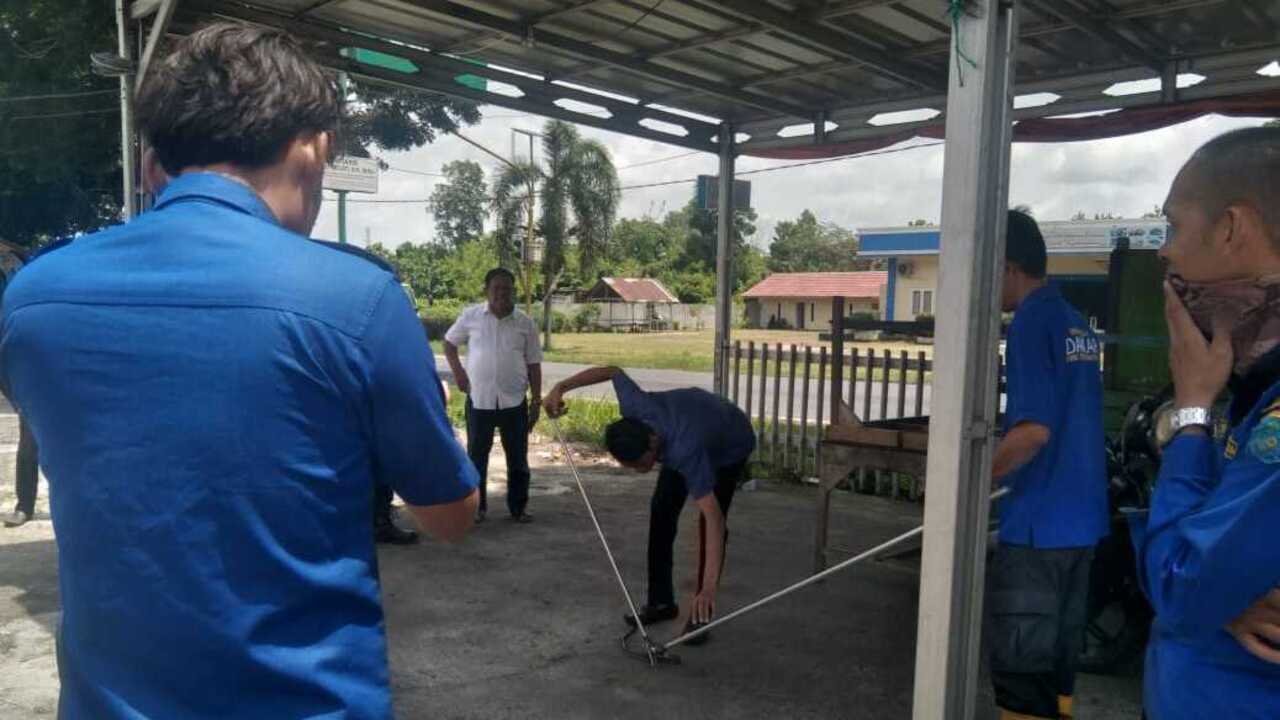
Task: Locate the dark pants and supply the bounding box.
[465,399,530,516]
[988,544,1095,718]
[647,462,745,608]
[373,482,394,527]
[14,418,37,517]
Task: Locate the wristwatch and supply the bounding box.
[1159,406,1213,447]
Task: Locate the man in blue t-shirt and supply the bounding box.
[544,367,755,644]
[1129,126,1280,720]
[987,210,1109,720]
[0,25,478,719]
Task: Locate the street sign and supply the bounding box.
[695,175,752,211]
[324,156,380,194]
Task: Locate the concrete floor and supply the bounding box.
[0,439,1142,719]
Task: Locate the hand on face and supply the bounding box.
[1164,281,1233,409]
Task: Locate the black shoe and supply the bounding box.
[374,521,419,545]
[475,508,487,523]
[512,512,533,524]
[680,620,711,646]
[623,603,679,628]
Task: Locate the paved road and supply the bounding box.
[437,357,934,423]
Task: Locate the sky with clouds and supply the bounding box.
[313,108,1270,252]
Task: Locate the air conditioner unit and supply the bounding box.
[897,261,915,278]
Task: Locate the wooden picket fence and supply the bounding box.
[727,339,1006,494]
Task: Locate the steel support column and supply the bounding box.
[116,0,139,220]
[712,124,735,398]
[911,1,1017,718]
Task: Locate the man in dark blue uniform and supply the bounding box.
[543,366,755,644]
[1131,125,1280,719]
[0,25,477,719]
[987,210,1109,720]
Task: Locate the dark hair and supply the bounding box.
[604,418,653,463]
[135,23,341,175]
[1005,209,1047,279]
[484,267,516,288]
[1185,126,1280,249]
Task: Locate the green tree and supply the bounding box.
[0,0,120,246]
[491,120,620,349]
[0,3,479,247]
[428,160,488,248]
[393,242,456,305]
[767,210,862,273]
[677,198,758,272]
[440,235,501,301]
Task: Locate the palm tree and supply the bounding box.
[491,120,620,349]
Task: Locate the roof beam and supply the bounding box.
[392,0,813,119]
[130,0,162,20]
[551,23,766,82]
[437,0,612,53]
[313,49,717,153]
[709,0,943,91]
[1024,0,1164,73]
[184,0,721,143]
[136,0,178,84]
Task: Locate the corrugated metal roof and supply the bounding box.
[171,0,1280,159]
[742,271,888,299]
[589,277,680,303]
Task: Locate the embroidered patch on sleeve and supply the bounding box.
[1247,415,1280,464]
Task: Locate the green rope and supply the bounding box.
[948,0,980,86]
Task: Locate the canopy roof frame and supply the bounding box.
[114,3,1279,719]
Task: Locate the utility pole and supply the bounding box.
[336,72,351,244]
[451,129,538,316]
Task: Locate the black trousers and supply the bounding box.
[13,417,38,517]
[373,482,395,527]
[987,543,1095,718]
[646,462,746,608]
[465,399,530,516]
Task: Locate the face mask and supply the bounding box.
[1168,273,1280,376]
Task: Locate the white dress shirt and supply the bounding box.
[445,304,543,410]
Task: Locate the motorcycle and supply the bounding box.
[1077,388,1172,674]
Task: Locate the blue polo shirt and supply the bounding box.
[998,284,1109,548]
[0,173,477,719]
[1128,382,1280,719]
[613,372,755,498]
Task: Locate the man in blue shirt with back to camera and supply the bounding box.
[987,210,1109,720]
[1130,125,1280,719]
[543,367,755,645]
[0,23,477,719]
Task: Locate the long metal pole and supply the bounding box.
[116,0,138,220]
[663,487,1011,650]
[549,418,654,650]
[912,1,1017,718]
[712,123,735,397]
[338,191,348,243]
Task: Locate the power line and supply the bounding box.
[329,140,944,203]
[6,107,118,122]
[385,165,443,177]
[615,150,703,170]
[0,89,115,104]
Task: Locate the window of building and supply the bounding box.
[912,290,935,317]
[810,303,815,321]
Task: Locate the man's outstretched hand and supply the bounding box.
[542,388,568,419]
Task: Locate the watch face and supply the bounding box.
[1153,400,1177,449]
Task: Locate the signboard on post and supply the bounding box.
[324,156,380,194]
[695,175,751,211]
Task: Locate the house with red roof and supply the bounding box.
[741,271,888,330]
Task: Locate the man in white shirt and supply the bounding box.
[444,268,543,523]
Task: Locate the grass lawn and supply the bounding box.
[431,329,933,374]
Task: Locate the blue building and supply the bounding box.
[857,219,1167,327]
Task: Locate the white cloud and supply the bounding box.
[312,108,1267,251]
